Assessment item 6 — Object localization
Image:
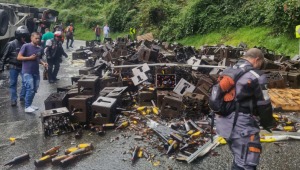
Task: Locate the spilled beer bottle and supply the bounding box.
[116,121,129,130]
[52,155,70,165]
[34,154,57,167]
[65,147,79,155]
[42,146,61,156]
[4,153,30,166]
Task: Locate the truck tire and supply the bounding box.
[0,9,9,36]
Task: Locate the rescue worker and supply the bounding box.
[0,26,30,106]
[44,31,68,83]
[215,48,274,170]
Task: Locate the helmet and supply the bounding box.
[15,26,30,41]
[54,31,62,37]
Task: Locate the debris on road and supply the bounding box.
[32,35,300,165]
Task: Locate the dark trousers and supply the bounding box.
[95,35,100,42]
[66,36,74,48]
[47,59,60,81]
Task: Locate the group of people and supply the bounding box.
[52,22,75,49]
[0,23,69,113]
[94,24,109,42]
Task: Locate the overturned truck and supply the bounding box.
[0,3,58,57]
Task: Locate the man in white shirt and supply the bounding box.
[103,24,110,38]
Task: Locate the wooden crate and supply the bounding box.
[269,88,300,111]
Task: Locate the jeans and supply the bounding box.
[47,59,60,81]
[104,33,109,38]
[23,73,40,108]
[9,67,25,102]
[66,36,74,48]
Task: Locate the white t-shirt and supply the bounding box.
[103,26,109,34]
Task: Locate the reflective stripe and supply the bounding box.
[249,70,260,78]
[239,64,246,68]
[249,147,261,153]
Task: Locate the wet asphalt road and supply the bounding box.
[0,40,299,170]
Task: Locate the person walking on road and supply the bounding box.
[17,32,48,113]
[41,28,54,48]
[0,26,30,106]
[65,23,74,49]
[213,48,274,170]
[44,31,68,84]
[95,25,101,42]
[103,23,109,39]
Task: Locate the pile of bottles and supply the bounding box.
[43,115,78,137]
[273,113,300,132]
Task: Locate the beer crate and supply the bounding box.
[41,107,75,137]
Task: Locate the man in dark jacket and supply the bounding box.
[0,26,30,106]
[44,31,68,83]
[215,48,274,170]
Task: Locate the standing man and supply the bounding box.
[103,23,110,39]
[41,28,54,48]
[17,32,48,113]
[95,25,101,42]
[66,23,74,49]
[214,48,274,170]
[0,26,30,106]
[44,31,68,83]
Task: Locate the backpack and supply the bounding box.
[209,65,252,116]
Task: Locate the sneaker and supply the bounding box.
[55,78,60,81]
[20,98,25,102]
[11,101,17,106]
[25,106,35,113]
[30,105,39,110]
[49,80,55,84]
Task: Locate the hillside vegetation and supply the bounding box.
[9,0,300,56]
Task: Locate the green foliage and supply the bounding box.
[7,0,300,56]
[178,26,298,57]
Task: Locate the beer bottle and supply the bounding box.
[116,121,129,130]
[52,155,70,165]
[138,149,143,158]
[34,154,57,167]
[4,153,30,166]
[64,147,79,155]
[42,146,61,156]
[166,140,178,155]
[184,119,191,131]
[68,148,89,156]
[102,123,116,130]
[131,146,140,164]
[77,143,94,150]
[190,131,201,139]
[61,151,92,166]
[60,154,78,166]
[152,106,159,115]
[188,120,204,133]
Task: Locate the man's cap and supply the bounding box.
[245,48,264,59]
